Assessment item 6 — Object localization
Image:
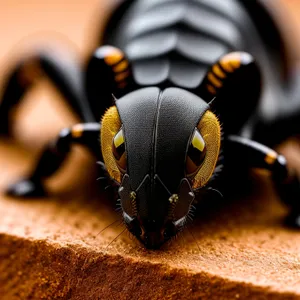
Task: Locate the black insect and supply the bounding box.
[1,0,300,249]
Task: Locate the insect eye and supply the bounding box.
[186,129,206,177]
[112,128,127,172]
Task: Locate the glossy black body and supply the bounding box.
[104,0,294,143]
[2,0,300,248]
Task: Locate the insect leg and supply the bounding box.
[0,47,95,135]
[226,135,300,228]
[252,72,300,147]
[85,45,133,122]
[6,123,101,198]
[198,51,261,134]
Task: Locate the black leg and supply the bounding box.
[0,46,95,135]
[7,123,101,197]
[226,135,300,228]
[252,66,300,147]
[198,51,261,134]
[85,45,133,122]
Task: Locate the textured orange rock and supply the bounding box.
[1,140,300,299]
[1,0,300,299]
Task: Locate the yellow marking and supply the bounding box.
[206,84,217,95]
[192,111,221,189]
[207,72,223,88]
[101,106,122,183]
[113,60,129,73]
[220,60,234,72]
[104,48,124,65]
[212,64,226,79]
[72,124,84,138]
[192,131,205,151]
[265,151,278,165]
[130,191,136,201]
[18,59,42,87]
[114,129,124,148]
[115,71,130,82]
[131,193,137,214]
[169,194,179,204]
[220,52,241,72]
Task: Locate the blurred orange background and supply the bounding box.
[0,0,114,147]
[0,0,299,147]
[0,0,299,73]
[0,2,300,297]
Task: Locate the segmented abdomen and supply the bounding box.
[105,0,258,92]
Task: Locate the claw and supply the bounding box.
[6,178,45,198]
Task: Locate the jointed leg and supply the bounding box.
[198,51,261,134]
[0,47,95,135]
[7,123,101,197]
[226,135,300,228]
[85,45,133,122]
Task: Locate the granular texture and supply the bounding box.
[1,140,300,299]
[1,0,300,299]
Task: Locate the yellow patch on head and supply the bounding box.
[113,129,124,148]
[192,132,205,152]
[192,110,221,189]
[101,106,123,183]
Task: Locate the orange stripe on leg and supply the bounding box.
[207,72,223,88]
[104,48,124,66]
[265,151,278,165]
[72,124,84,138]
[220,52,242,72]
[113,60,129,73]
[212,64,226,79]
[115,71,130,82]
[206,84,217,95]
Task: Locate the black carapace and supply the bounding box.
[1,0,300,249]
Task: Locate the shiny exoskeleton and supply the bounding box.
[1,0,300,249]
